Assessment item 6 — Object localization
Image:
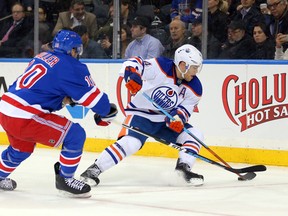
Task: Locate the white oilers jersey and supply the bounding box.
[120,56,203,122]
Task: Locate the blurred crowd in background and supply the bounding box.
[1,0,288,60]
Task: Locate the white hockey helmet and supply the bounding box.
[174,44,203,78]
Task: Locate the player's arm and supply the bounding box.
[94,103,118,126]
[165,106,190,133]
[120,56,144,94]
[166,87,202,133]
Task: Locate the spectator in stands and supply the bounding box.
[121,0,136,26]
[99,28,113,58]
[267,0,288,51]
[121,24,132,58]
[250,22,275,59]
[170,0,202,26]
[188,17,222,59]
[52,0,98,39]
[208,0,229,43]
[162,19,190,58]
[274,33,288,59]
[0,2,33,58]
[124,16,164,59]
[40,0,58,25]
[20,4,54,58]
[135,4,171,29]
[38,5,53,45]
[218,20,256,59]
[230,0,265,36]
[96,0,136,41]
[72,25,109,59]
[92,1,109,28]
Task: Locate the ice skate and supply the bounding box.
[80,162,101,186]
[0,178,17,191]
[175,159,204,186]
[54,162,91,198]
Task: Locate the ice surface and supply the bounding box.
[0,146,287,216]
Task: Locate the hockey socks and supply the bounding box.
[81,136,142,186]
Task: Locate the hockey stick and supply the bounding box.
[141,92,266,180]
[122,123,265,177]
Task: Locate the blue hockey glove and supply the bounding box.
[94,103,118,126]
[124,66,142,94]
[165,109,187,133]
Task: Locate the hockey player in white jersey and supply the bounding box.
[81,44,204,186]
[0,30,117,197]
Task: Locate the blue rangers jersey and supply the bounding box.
[120,56,202,122]
[0,51,110,119]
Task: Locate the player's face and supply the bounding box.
[71,49,78,59]
[184,65,199,82]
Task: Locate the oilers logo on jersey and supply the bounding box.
[151,86,178,110]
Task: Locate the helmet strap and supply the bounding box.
[176,64,189,79]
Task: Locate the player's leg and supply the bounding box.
[0,113,34,191]
[156,124,204,185]
[175,125,204,185]
[54,122,91,197]
[80,115,151,186]
[0,145,32,191]
[30,113,91,197]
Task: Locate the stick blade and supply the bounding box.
[242,165,266,173]
[231,165,267,173]
[238,172,257,181]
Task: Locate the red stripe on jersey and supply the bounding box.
[110,144,123,160]
[2,94,43,115]
[59,155,81,165]
[81,88,101,107]
[0,161,15,173]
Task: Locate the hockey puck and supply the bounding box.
[238,176,247,181]
[237,172,257,181]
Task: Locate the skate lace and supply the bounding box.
[0,178,14,190]
[65,178,86,191]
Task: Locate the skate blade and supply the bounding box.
[188,178,204,186]
[57,190,91,198]
[175,171,204,187]
[80,177,99,187]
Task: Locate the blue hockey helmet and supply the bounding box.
[52,30,83,55]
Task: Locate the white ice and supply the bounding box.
[0,146,287,216]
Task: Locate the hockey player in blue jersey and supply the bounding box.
[81,44,205,186]
[0,30,117,197]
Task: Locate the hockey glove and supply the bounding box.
[62,96,77,107]
[94,103,118,126]
[124,66,142,94]
[165,109,187,133]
